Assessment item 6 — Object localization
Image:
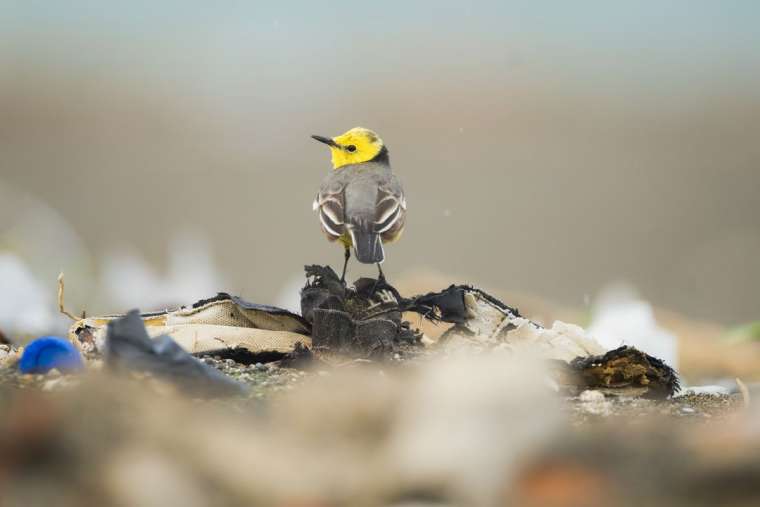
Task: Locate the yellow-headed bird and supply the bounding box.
[312,127,406,283]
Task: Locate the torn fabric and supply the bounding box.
[70,293,311,360]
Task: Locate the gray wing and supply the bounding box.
[314,167,406,243]
[374,174,406,236]
[313,176,346,240]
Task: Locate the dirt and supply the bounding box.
[0,349,741,421]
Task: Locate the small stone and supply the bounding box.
[224,359,236,367]
[680,406,696,414]
[47,368,62,377]
[42,377,64,391]
[579,390,605,403]
[578,390,612,416]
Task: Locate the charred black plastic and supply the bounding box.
[301,264,419,358]
[105,310,247,397]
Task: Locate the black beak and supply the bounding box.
[311,135,339,148]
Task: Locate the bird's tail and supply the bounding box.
[350,229,385,264]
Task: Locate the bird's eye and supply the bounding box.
[346,145,357,152]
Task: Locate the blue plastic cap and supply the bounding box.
[19,336,84,374]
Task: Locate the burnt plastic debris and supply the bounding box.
[401,285,521,324]
[105,310,246,397]
[301,265,419,357]
[300,265,679,397]
[567,346,680,398]
[65,264,680,399]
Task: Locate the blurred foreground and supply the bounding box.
[0,353,754,507]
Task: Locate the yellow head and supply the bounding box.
[311,127,385,169]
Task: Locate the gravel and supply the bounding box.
[0,345,744,421]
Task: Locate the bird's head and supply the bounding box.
[312,127,386,169]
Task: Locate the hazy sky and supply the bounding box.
[4,1,760,99]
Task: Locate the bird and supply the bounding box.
[311,127,406,285]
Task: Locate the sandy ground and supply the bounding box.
[2,349,756,507]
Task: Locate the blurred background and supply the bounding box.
[1,1,759,339]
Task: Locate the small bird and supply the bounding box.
[312,127,406,284]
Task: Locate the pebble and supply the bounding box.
[42,377,68,392]
[578,390,612,416]
[579,390,606,403]
[680,406,696,414]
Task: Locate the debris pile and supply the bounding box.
[61,265,681,398]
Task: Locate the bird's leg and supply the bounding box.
[340,246,351,284]
[370,263,386,295]
[376,263,386,283]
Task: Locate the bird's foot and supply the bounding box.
[370,275,388,296]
